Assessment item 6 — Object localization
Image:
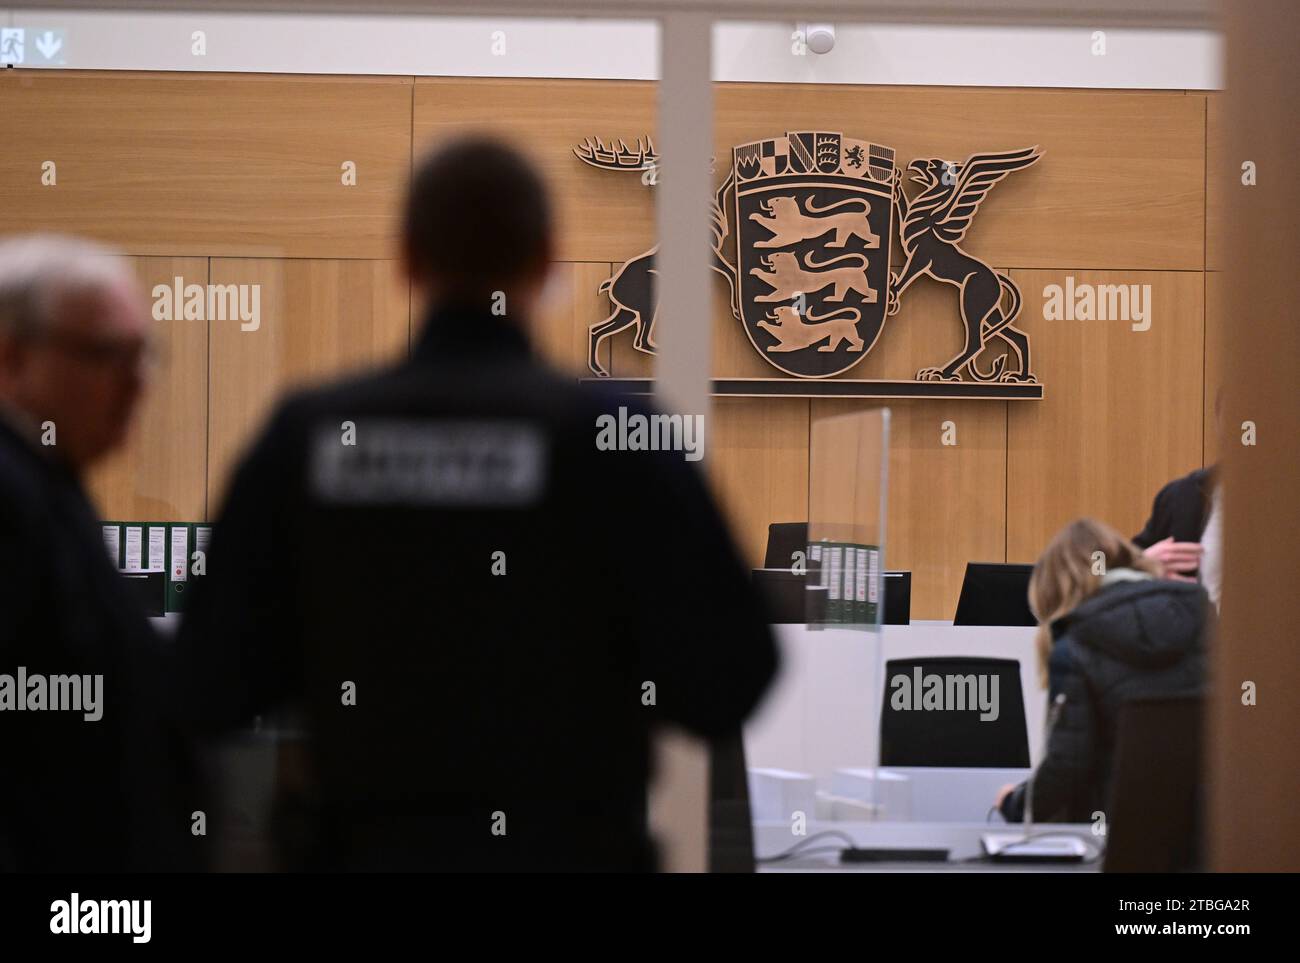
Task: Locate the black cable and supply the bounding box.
[756,829,858,863]
[761,846,851,863]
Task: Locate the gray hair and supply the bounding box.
[0,234,133,340]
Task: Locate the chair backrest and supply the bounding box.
[883,570,911,624]
[880,657,1030,767]
[764,522,807,570]
[953,562,1036,626]
[1103,694,1204,872]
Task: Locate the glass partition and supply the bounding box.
[806,407,889,631]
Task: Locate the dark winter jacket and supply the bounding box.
[1000,575,1208,823]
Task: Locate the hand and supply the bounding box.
[1143,536,1202,582]
[994,783,1016,811]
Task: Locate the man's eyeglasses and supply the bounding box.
[39,331,163,371]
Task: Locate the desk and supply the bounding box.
[746,622,1045,776]
[754,820,1101,872]
[743,622,1043,822]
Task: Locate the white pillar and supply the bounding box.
[647,10,714,874]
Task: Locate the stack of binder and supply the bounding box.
[809,540,881,626]
[102,521,212,615]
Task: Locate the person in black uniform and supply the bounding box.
[176,137,779,871]
[0,235,201,871]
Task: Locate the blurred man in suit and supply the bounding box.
[178,138,778,871]
[0,235,200,871]
[1132,467,1213,581]
[1133,393,1223,584]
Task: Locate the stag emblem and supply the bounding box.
[577,136,736,376]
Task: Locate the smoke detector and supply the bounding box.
[804,23,836,55]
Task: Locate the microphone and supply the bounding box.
[982,696,1086,857]
[981,692,1087,861]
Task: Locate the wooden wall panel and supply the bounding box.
[1206,92,1225,273]
[0,71,411,259]
[1007,269,1204,562]
[413,79,657,265]
[706,398,809,569]
[533,263,617,375]
[716,86,1205,273]
[86,256,209,522]
[206,258,409,508]
[1204,93,1225,461]
[814,399,1007,620]
[1204,270,1224,464]
[1,70,1212,622]
[413,78,1205,272]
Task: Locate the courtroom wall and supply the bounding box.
[0,70,1216,617]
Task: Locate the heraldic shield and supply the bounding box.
[733,131,896,378]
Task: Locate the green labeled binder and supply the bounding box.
[853,544,868,624]
[864,545,880,625]
[843,543,857,626]
[826,542,844,623]
[145,525,167,571]
[102,522,123,569]
[193,524,212,583]
[166,524,191,613]
[122,524,144,571]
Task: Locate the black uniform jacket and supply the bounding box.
[176,303,779,871]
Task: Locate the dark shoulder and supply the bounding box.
[0,429,52,523]
[1157,466,1212,503]
[249,361,676,474]
[270,357,602,424]
[1058,579,1208,671]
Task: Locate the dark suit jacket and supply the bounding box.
[1132,467,1217,548]
[0,418,201,871]
[177,303,779,872]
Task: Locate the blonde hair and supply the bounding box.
[1027,518,1161,685]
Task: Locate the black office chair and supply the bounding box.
[880,657,1030,767]
[764,522,808,569]
[882,571,911,625]
[953,562,1036,626]
[1103,694,1204,872]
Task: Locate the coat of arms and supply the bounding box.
[574,132,1043,389]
